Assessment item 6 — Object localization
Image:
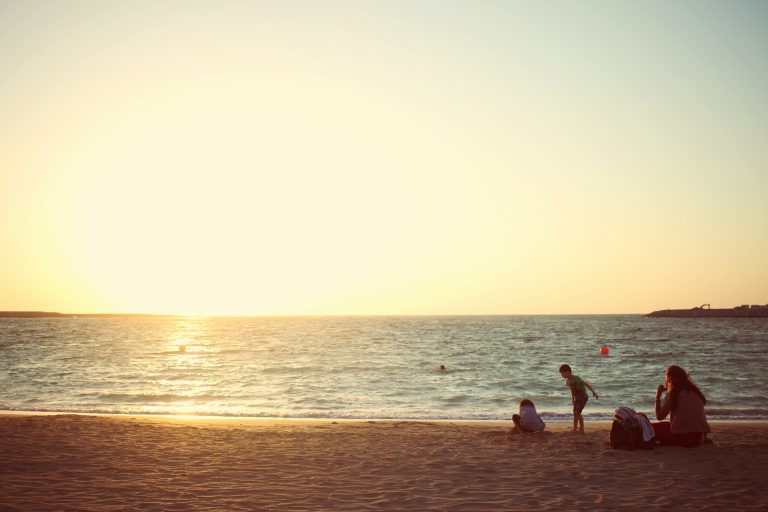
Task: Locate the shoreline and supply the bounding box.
[2,411,766,429]
[2,409,766,424]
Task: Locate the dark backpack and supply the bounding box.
[610,416,654,450]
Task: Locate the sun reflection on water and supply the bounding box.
[147,316,225,415]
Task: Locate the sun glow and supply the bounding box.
[38,68,504,315]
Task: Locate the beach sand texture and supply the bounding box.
[1,415,766,511]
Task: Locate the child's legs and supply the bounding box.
[573,412,583,430]
[573,396,588,430]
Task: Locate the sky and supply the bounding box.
[1,0,766,315]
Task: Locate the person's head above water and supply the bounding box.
[439,364,446,371]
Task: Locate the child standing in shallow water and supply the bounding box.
[559,364,598,433]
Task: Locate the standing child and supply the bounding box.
[559,364,598,433]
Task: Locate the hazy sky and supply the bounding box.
[1,0,766,315]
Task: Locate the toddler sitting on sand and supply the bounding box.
[511,399,546,434]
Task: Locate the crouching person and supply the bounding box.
[512,399,546,434]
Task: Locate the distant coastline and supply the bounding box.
[647,304,768,318]
[0,311,174,318]
[3,309,767,319]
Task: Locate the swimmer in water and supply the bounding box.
[438,364,447,372]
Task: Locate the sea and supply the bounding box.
[1,315,766,421]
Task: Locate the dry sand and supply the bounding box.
[1,414,766,511]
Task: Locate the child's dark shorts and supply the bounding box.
[573,396,588,414]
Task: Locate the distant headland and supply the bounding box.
[646,304,768,318]
[0,311,174,318]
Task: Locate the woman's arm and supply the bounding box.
[655,385,670,420]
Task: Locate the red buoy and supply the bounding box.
[600,346,609,355]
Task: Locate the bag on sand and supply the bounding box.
[610,407,654,450]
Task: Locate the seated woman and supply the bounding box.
[512,399,546,433]
[654,365,710,447]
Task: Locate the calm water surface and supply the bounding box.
[1,316,766,420]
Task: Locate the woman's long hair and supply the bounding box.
[666,365,706,413]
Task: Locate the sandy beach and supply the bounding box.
[0,414,766,511]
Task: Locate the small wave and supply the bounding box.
[98,393,181,402]
[704,408,768,419]
[538,411,615,421]
[97,393,226,403]
[259,366,324,375]
[0,405,126,415]
[442,395,471,404]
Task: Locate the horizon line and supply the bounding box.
[0,310,650,318]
